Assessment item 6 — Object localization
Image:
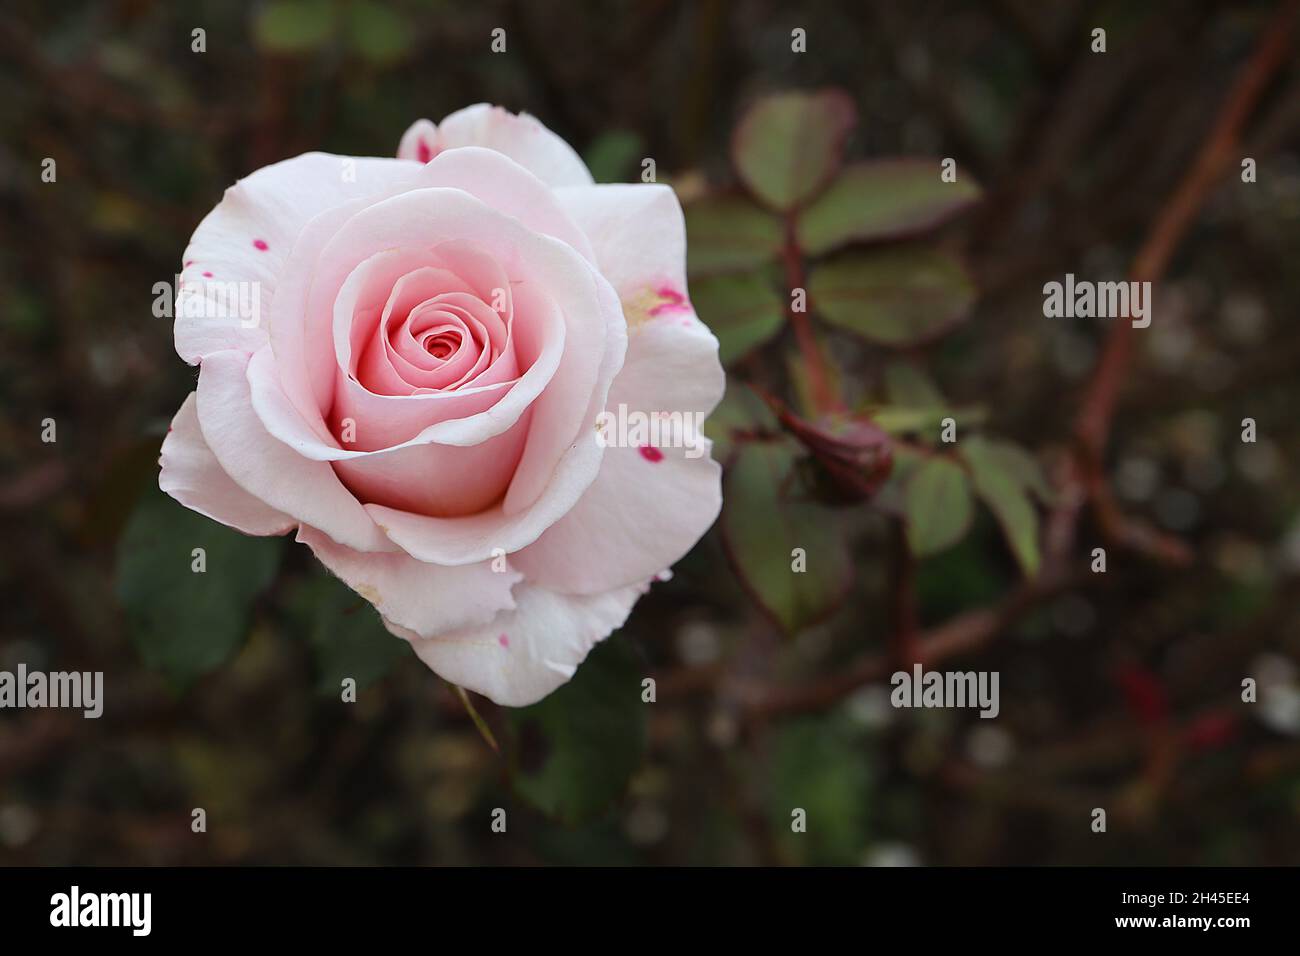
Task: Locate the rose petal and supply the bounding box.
[297,525,520,636]
[513,317,724,593]
[195,349,391,552]
[159,392,296,536]
[416,147,595,262]
[177,153,420,365]
[332,413,531,516]
[256,189,593,461]
[360,263,624,560]
[397,118,438,163]
[554,183,687,300]
[390,580,646,706]
[399,105,592,189]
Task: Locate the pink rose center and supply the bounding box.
[325,240,535,518]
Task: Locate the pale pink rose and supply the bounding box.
[159,104,724,705]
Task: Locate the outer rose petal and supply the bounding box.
[176,153,420,364]
[195,350,391,553]
[513,183,725,593]
[397,105,592,188]
[414,148,594,262]
[554,183,687,301]
[397,118,437,162]
[513,317,725,593]
[389,581,646,706]
[159,393,296,536]
[297,526,520,637]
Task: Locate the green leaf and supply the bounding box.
[873,442,924,515]
[810,246,976,347]
[797,160,982,255]
[583,130,644,183]
[883,361,945,409]
[961,436,1044,575]
[115,488,281,686]
[508,638,647,824]
[903,456,973,557]
[770,716,872,865]
[684,194,783,277]
[720,441,853,633]
[346,1,412,65]
[690,272,785,365]
[254,0,337,54]
[868,404,987,438]
[704,379,780,461]
[986,440,1055,505]
[284,571,408,695]
[731,89,856,212]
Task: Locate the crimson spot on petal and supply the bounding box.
[639,445,664,463]
[649,285,691,317]
[252,238,269,251]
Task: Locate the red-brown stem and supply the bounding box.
[782,215,838,415]
[732,0,1298,720]
[1074,0,1299,463]
[890,520,921,667]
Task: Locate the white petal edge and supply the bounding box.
[297,525,521,637]
[159,392,297,537]
[389,580,648,706]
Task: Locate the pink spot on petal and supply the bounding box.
[252,238,269,251]
[184,260,194,267]
[639,445,664,463]
[498,634,510,648]
[202,271,213,278]
[416,139,432,163]
[648,285,691,317]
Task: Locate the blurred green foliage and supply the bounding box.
[2,0,1299,867]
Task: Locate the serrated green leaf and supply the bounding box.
[810,246,976,347]
[720,441,853,633]
[115,488,281,685]
[731,89,856,212]
[903,456,973,556]
[508,638,646,824]
[254,0,337,54]
[685,194,783,276]
[690,271,785,365]
[284,571,408,695]
[797,159,982,255]
[962,436,1042,575]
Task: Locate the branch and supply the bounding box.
[723,1,1299,720]
[1073,0,1300,461]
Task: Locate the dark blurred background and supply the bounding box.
[1,0,1299,865]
